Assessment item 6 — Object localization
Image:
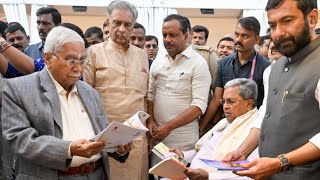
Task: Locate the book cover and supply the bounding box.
[199,159,249,171]
[149,156,188,179]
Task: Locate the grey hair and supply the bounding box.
[106,0,138,22]
[224,78,258,107]
[44,26,84,54]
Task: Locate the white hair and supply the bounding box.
[106,0,138,22]
[44,26,84,54]
[224,78,258,107]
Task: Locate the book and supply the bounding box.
[149,142,189,179]
[90,111,149,151]
[151,142,189,166]
[149,156,188,180]
[199,158,250,171]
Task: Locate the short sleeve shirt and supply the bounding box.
[215,51,271,107]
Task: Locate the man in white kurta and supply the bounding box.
[173,78,259,180]
[147,14,211,166]
[83,1,149,180]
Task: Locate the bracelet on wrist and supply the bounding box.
[0,41,12,53]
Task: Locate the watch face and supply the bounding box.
[281,163,294,173]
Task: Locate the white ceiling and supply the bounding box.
[43,5,243,18]
[177,8,243,18]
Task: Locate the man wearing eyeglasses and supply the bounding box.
[83,1,149,180]
[144,35,159,68]
[2,26,132,179]
[171,78,259,180]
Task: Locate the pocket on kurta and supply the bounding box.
[95,66,113,86]
[135,70,148,94]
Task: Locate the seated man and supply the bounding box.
[2,26,131,179]
[173,78,259,180]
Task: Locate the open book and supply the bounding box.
[149,142,188,179]
[90,111,149,151]
[199,158,249,171]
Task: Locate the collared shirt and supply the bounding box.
[24,42,44,60]
[215,51,270,107]
[47,68,100,167]
[148,45,211,150]
[4,58,45,78]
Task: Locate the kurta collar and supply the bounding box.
[108,38,130,52]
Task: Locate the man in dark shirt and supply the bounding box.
[199,16,270,134]
[24,7,61,59]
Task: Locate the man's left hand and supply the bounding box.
[153,124,172,142]
[184,168,209,180]
[234,157,281,180]
[116,142,133,154]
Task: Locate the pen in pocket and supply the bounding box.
[282,91,289,103]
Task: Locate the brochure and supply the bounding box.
[90,111,149,151]
[199,158,249,171]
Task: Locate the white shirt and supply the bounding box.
[47,68,101,167]
[148,45,211,150]
[250,62,320,149]
[252,61,274,129]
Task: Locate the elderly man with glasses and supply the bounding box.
[2,26,132,179]
[172,78,259,180]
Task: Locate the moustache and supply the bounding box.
[69,73,82,79]
[235,42,243,47]
[274,36,295,46]
[164,42,174,47]
[271,46,279,52]
[12,44,23,49]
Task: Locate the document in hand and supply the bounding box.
[199,158,249,171]
[90,111,149,151]
[149,142,189,179]
[149,156,188,180]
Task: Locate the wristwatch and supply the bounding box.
[278,154,294,173]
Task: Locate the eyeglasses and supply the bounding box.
[52,54,87,67]
[220,99,248,106]
[145,44,158,49]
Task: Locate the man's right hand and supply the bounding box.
[146,117,157,137]
[70,139,105,158]
[223,150,246,162]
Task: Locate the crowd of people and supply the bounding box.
[0,0,320,179]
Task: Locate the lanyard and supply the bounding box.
[232,53,257,80]
[249,55,257,80]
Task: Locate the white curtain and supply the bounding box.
[3,3,29,36]
[136,7,177,57]
[242,9,269,36]
[29,4,47,44]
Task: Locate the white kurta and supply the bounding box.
[185,108,260,180]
